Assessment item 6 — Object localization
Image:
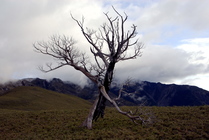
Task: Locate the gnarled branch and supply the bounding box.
[34,35,98,83]
[99,85,154,125]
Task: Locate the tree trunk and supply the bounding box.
[82,88,108,129]
[82,62,116,129]
[93,91,107,120]
[82,96,99,129]
[93,61,115,121]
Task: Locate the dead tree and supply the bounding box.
[34,7,144,129]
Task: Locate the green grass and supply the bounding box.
[0,86,209,139]
[0,86,91,111]
[1,106,209,140]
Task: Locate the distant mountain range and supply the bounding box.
[1,78,209,106]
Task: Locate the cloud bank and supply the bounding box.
[0,0,209,90]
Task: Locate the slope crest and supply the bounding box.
[0,86,91,111]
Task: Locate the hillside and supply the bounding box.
[1,83,209,139]
[0,86,91,111]
[1,106,209,139]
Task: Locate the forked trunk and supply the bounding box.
[82,89,108,129]
[82,62,115,129]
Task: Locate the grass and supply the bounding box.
[0,86,209,139]
[0,86,91,111]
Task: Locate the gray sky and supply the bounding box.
[0,0,209,91]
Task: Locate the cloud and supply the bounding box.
[0,0,209,91]
[115,37,209,90]
[0,0,103,84]
[174,38,209,90]
[178,38,209,65]
[126,0,209,44]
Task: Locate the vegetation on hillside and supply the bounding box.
[0,106,209,139]
[0,86,91,111]
[1,86,209,139]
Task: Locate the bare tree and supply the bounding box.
[34,7,144,129]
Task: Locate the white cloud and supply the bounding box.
[174,74,209,91]
[178,38,209,65]
[175,38,209,90]
[0,0,209,91]
[115,37,209,91]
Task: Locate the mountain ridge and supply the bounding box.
[1,78,209,106]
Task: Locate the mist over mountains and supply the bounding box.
[1,78,209,106]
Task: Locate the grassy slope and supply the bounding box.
[1,106,209,140]
[0,86,209,139]
[0,86,91,111]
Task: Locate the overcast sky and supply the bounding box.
[0,0,209,91]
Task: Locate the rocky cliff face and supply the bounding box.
[1,78,209,106]
[116,81,209,106]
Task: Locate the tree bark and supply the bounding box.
[82,61,116,129]
[93,61,115,120]
[82,96,99,129]
[82,90,108,129]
